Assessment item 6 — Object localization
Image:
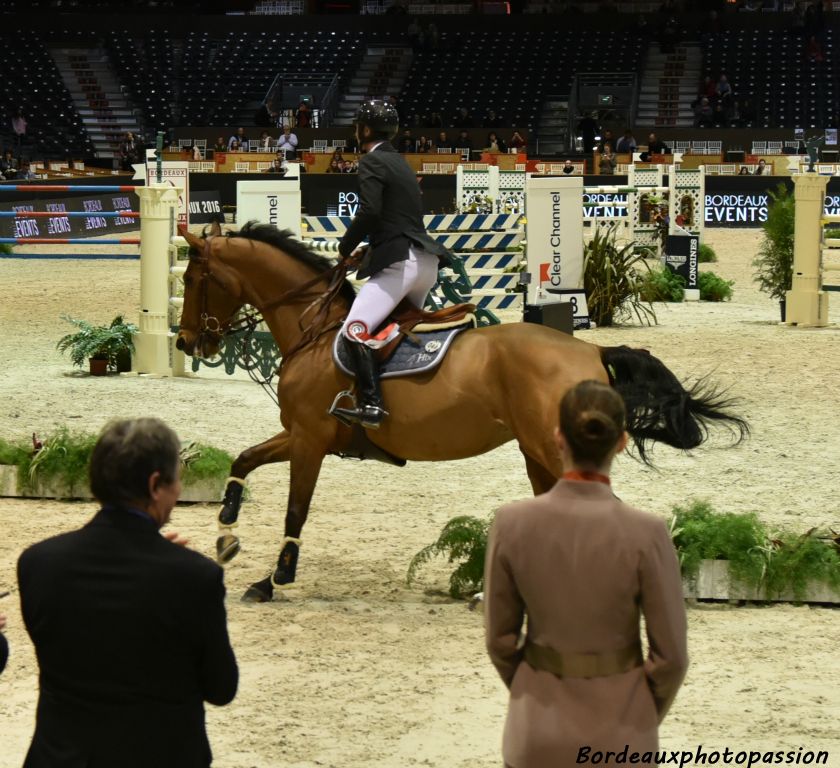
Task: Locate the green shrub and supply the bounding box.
[698,244,718,263]
[699,271,734,302]
[669,500,767,589]
[583,225,656,327]
[765,530,840,600]
[639,266,686,302]
[407,515,492,598]
[0,243,13,256]
[0,429,232,495]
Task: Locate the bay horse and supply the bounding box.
[176,222,747,602]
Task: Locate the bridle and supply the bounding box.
[189,236,357,369]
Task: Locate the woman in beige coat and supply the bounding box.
[484,380,688,768]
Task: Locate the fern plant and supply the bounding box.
[583,225,656,327]
[639,266,686,302]
[407,515,492,598]
[764,529,840,600]
[698,271,734,302]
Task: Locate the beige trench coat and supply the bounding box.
[484,479,688,768]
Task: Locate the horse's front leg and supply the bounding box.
[217,430,292,563]
[242,436,327,603]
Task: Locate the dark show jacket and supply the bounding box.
[338,141,452,279]
[18,506,238,768]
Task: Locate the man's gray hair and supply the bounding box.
[89,418,180,508]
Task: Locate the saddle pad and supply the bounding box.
[333,322,472,380]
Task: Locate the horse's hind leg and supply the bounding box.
[217,430,292,563]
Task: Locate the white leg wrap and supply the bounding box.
[282,536,302,547]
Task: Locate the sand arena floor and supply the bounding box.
[0,228,838,767]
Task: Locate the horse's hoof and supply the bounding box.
[216,533,241,564]
[241,578,273,603]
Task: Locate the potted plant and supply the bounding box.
[57,315,137,376]
[753,183,795,320]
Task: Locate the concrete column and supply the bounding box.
[786,174,829,327]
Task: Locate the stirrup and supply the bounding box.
[332,404,388,429]
[328,390,358,427]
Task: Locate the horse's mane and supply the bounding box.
[221,221,357,305]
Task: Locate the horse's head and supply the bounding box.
[175,223,245,359]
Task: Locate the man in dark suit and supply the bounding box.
[18,418,238,768]
[331,99,452,429]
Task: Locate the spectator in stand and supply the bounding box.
[398,129,414,153]
[17,160,36,180]
[341,159,358,174]
[11,108,27,148]
[597,129,615,153]
[716,74,732,105]
[694,97,714,128]
[486,131,507,153]
[754,159,769,176]
[0,149,18,180]
[739,165,751,176]
[228,139,241,152]
[345,133,359,153]
[118,131,139,172]
[213,136,227,152]
[425,22,439,50]
[428,112,443,129]
[277,125,298,159]
[264,155,287,175]
[562,159,576,175]
[806,35,824,62]
[700,75,717,101]
[187,144,202,161]
[509,131,526,151]
[227,127,248,151]
[615,129,637,154]
[599,143,617,175]
[484,109,501,128]
[455,130,474,155]
[407,18,423,51]
[453,106,475,129]
[258,131,273,150]
[328,148,345,173]
[712,102,728,127]
[296,100,312,129]
[646,133,669,155]
[739,97,757,126]
[436,131,453,151]
[416,135,433,153]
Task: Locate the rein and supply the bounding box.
[191,237,356,393]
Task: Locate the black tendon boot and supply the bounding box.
[332,340,389,428]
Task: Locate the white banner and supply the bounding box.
[525,176,584,306]
[235,179,302,238]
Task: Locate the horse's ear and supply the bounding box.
[179,227,204,254]
[208,220,222,237]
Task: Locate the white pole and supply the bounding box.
[133,183,181,375]
[786,174,829,327]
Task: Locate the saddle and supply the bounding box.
[332,300,477,381]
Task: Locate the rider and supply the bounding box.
[332,99,453,429]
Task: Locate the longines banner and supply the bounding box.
[0,191,140,239]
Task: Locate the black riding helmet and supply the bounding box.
[354,99,399,143]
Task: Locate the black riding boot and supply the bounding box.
[332,340,389,428]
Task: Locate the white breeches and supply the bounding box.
[342,246,439,345]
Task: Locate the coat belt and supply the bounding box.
[524,639,643,679]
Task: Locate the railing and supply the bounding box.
[361,0,471,12]
[249,0,305,13]
[264,72,340,129]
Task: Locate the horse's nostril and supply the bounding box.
[175,336,186,351]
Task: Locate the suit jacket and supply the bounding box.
[484,480,688,768]
[338,141,452,279]
[18,507,238,768]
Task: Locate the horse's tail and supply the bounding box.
[600,345,749,464]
